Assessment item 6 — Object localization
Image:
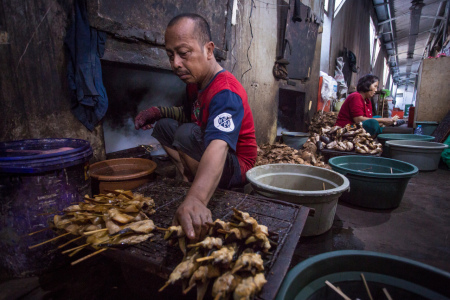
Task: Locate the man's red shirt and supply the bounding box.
[186,70,257,181]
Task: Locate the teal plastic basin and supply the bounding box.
[416,121,439,136]
[328,156,418,209]
[377,134,435,157]
[276,250,450,300]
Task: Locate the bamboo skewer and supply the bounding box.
[390,168,393,174]
[159,281,170,292]
[323,182,326,190]
[183,284,196,294]
[28,232,71,249]
[104,189,133,199]
[156,227,169,231]
[83,228,108,236]
[231,265,244,274]
[28,227,50,236]
[57,236,83,249]
[196,256,214,263]
[325,280,351,300]
[68,247,85,257]
[383,287,393,300]
[360,273,373,300]
[61,243,90,254]
[71,248,107,266]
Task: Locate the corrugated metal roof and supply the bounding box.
[373,0,449,89]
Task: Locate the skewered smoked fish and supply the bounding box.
[184,264,221,298]
[207,219,232,235]
[220,227,252,242]
[163,225,185,240]
[196,244,237,265]
[245,233,271,252]
[159,252,200,292]
[231,251,264,274]
[233,273,267,300]
[212,272,241,300]
[187,237,223,250]
[104,233,153,246]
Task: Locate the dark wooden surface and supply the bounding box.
[102,179,309,300]
[283,1,319,80]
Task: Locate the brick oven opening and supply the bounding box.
[277,88,307,135]
[101,61,185,155]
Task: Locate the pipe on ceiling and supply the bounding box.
[405,0,425,85]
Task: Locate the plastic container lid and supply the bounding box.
[416,121,439,125]
[0,138,93,173]
[377,134,435,142]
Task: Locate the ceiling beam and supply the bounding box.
[378,11,410,25]
[420,15,445,20]
[384,28,439,45]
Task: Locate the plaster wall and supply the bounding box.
[415,56,450,123]
[0,0,106,162]
[223,0,280,144]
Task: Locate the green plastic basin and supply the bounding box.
[377,134,435,157]
[276,250,450,300]
[328,156,418,209]
[415,121,439,136]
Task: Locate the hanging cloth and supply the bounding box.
[65,0,108,131]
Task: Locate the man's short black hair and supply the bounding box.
[357,74,379,92]
[167,13,212,46]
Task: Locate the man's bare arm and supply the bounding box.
[173,139,229,240]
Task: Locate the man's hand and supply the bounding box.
[173,197,212,241]
[134,107,161,130]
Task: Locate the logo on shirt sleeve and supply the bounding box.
[214,113,235,132]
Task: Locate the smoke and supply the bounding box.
[103,117,166,155]
[101,62,186,156]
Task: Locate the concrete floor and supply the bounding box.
[1,163,449,299]
[292,166,450,273]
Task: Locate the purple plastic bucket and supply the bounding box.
[0,139,92,279]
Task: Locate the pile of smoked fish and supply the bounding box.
[31,190,271,299]
[316,122,383,154]
[159,208,274,300]
[37,190,161,263]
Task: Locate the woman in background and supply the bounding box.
[335,74,393,136]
